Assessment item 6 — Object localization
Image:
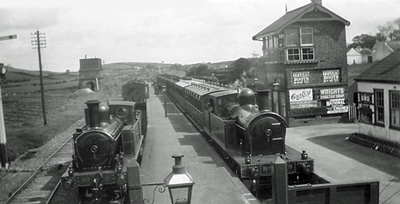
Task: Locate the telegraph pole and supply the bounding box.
[31,30,47,126]
[0,34,17,169]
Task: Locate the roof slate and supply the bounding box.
[355,49,400,83]
[252,2,349,40]
[387,41,400,50]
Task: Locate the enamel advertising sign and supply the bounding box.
[289,88,313,102]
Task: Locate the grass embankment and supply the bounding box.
[5,81,121,162]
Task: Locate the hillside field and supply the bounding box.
[1,67,129,162]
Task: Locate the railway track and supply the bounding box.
[5,137,73,204]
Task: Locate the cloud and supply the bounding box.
[0,8,60,32]
[1,0,400,72]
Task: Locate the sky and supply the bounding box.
[0,0,399,73]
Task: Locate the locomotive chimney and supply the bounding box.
[85,100,101,127]
[256,89,270,111]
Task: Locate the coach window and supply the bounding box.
[208,98,215,113]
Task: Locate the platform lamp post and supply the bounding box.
[164,154,195,204]
[162,85,167,117]
[141,154,195,204]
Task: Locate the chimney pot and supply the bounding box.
[311,0,322,5]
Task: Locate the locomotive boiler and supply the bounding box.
[61,99,145,203]
[156,74,314,196]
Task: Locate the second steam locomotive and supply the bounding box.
[61,80,149,203]
[156,74,314,195]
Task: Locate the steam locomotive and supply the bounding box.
[61,81,148,203]
[156,74,314,195]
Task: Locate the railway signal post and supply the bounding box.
[0,63,8,169]
[0,34,17,169]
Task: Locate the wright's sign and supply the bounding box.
[320,88,344,99]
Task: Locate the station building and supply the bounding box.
[354,50,400,145]
[78,57,103,91]
[252,0,350,124]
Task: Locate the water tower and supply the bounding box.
[78,57,103,91]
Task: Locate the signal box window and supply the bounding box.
[287,48,300,61]
[302,48,314,60]
[390,91,400,129]
[300,28,313,45]
[285,29,299,46]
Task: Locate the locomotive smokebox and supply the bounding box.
[256,89,271,111]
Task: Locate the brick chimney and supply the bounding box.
[311,0,322,5]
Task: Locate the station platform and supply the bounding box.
[140,90,258,204]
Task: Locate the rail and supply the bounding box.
[6,136,73,203]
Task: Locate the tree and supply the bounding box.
[225,58,252,84]
[195,64,209,76]
[348,34,376,50]
[377,21,397,41]
[170,63,183,71]
[186,64,209,77]
[232,58,251,74]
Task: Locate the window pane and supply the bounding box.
[268,36,273,48]
[301,28,313,45]
[391,109,400,127]
[302,48,314,60]
[285,29,299,46]
[374,89,385,124]
[390,91,400,127]
[287,48,300,61]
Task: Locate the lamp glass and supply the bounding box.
[168,186,193,204]
[164,171,194,204]
[164,154,195,204]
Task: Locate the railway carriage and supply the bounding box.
[156,74,314,196]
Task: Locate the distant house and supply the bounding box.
[359,48,372,63]
[372,41,394,62]
[371,40,400,62]
[347,47,372,65]
[354,49,400,145]
[252,0,350,122]
[347,48,362,65]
